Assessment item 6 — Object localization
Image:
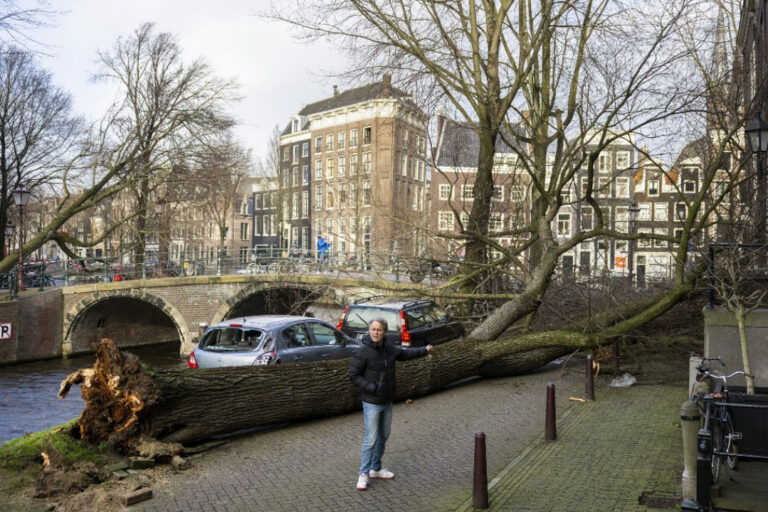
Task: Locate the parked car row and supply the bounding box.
[188,297,465,369]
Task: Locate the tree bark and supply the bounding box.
[60,335,586,448]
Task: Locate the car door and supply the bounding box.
[278,322,313,363]
[306,320,355,360]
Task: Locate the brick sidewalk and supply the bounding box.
[133,362,685,512]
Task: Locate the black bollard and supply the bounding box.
[473,432,489,509]
[545,383,557,441]
[585,355,595,401]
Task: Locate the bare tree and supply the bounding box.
[0,46,81,258]
[95,23,240,263]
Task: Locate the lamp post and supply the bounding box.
[745,114,768,244]
[4,221,14,259]
[154,198,166,275]
[12,183,31,292]
[627,203,640,284]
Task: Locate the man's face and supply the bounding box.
[368,322,386,344]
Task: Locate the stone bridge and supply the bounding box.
[0,274,384,363]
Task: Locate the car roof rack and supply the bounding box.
[401,299,431,309]
[354,295,386,304]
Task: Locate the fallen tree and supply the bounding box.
[59,336,581,449]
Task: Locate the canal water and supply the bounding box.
[0,342,186,446]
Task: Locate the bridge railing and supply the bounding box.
[0,249,463,292]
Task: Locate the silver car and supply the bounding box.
[188,315,358,368]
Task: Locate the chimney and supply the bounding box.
[382,73,391,98]
[333,85,339,97]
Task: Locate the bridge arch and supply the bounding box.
[211,282,360,325]
[63,290,191,357]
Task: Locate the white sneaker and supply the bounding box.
[356,472,369,490]
[369,468,395,479]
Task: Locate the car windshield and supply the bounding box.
[345,308,400,333]
[200,327,265,351]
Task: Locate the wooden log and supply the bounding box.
[60,337,576,447]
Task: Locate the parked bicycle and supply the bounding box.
[692,357,745,483]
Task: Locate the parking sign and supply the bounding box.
[0,323,11,340]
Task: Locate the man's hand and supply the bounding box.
[425,344,434,352]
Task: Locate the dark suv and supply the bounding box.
[336,297,465,347]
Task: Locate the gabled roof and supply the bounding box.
[672,137,707,168]
[298,80,409,116]
[436,117,525,167]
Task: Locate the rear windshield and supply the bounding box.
[344,307,400,333]
[200,327,266,351]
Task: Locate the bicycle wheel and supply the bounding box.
[712,419,724,483]
[723,413,739,470]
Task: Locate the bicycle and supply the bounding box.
[692,357,746,483]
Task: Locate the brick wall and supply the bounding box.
[0,300,19,364]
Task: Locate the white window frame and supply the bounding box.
[438,211,454,231]
[438,184,452,201]
[557,212,572,237]
[461,184,475,201]
[638,202,651,221]
[615,177,630,198]
[337,131,345,150]
[325,134,333,152]
[654,202,668,221]
[598,152,611,173]
[648,178,660,197]
[616,151,630,170]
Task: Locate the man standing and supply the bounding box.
[316,234,329,271]
[348,318,433,490]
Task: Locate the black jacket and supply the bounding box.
[348,335,429,405]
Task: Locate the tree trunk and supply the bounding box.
[60,336,585,448]
[735,306,756,394]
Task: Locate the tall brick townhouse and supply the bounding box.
[274,74,429,261]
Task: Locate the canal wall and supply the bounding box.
[0,289,63,365]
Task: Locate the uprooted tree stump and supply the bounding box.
[59,337,579,450]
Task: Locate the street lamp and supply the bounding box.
[12,183,31,291]
[154,198,166,275]
[4,221,14,259]
[627,203,641,284]
[745,114,768,245]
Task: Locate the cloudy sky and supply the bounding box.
[25,0,343,165]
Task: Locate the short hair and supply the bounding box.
[369,317,388,332]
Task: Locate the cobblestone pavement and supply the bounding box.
[134,359,685,512]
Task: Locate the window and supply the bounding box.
[402,128,409,148]
[438,211,454,231]
[315,186,323,210]
[581,206,593,230]
[615,206,628,233]
[616,151,630,170]
[648,179,660,196]
[362,152,371,173]
[492,185,504,201]
[302,142,309,157]
[401,154,408,177]
[303,165,310,183]
[460,212,469,227]
[327,187,335,209]
[338,131,345,150]
[326,134,334,151]
[653,227,668,248]
[673,228,684,246]
[638,202,651,221]
[315,160,323,180]
[616,177,630,198]
[302,191,309,218]
[581,176,591,197]
[510,186,525,202]
[326,158,334,178]
[254,216,261,236]
[283,169,290,187]
[326,218,334,235]
[308,321,345,346]
[283,147,289,161]
[350,153,358,174]
[314,136,322,153]
[462,184,475,201]
[654,202,668,221]
[363,126,371,145]
[638,227,652,248]
[363,181,371,206]
[350,182,358,204]
[489,213,504,232]
[291,192,299,219]
[557,213,571,236]
[293,145,300,163]
[439,184,452,201]
[293,167,300,186]
[239,247,249,264]
[350,128,358,147]
[598,152,611,173]
[675,202,687,221]
[283,323,311,348]
[338,155,346,176]
[240,223,249,240]
[684,181,696,193]
[339,183,347,207]
[598,177,611,198]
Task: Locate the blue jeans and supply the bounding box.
[359,401,392,474]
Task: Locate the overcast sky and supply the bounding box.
[25,0,342,166]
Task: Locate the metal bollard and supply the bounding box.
[585,355,595,401]
[680,400,700,503]
[473,432,489,509]
[695,427,712,510]
[545,383,557,441]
